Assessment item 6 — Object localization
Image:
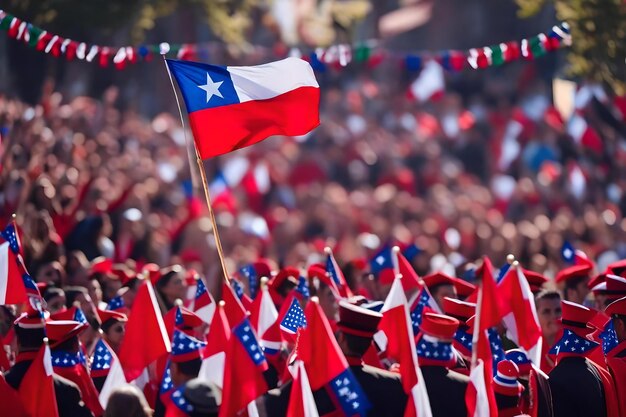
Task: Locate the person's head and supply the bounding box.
[606,296,626,343]
[35,261,65,287]
[171,359,203,387]
[170,330,205,386]
[335,300,382,358]
[44,287,66,313]
[423,272,459,309]
[87,278,103,305]
[99,310,128,352]
[556,265,591,305]
[104,384,152,417]
[155,266,187,309]
[179,378,221,417]
[14,312,46,353]
[535,290,562,341]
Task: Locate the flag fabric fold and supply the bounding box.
[166,57,320,159]
[18,343,59,417]
[118,279,171,382]
[298,299,371,417]
[286,360,320,417]
[498,265,543,365]
[380,276,432,417]
[465,258,499,417]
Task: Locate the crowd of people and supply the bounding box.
[0,59,626,417]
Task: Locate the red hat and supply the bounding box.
[560,300,594,334]
[555,264,592,284]
[606,296,626,317]
[588,273,607,290]
[96,309,128,326]
[14,308,48,329]
[606,259,626,277]
[112,266,136,286]
[523,269,548,293]
[50,306,89,325]
[270,267,300,290]
[253,259,273,279]
[420,313,459,341]
[308,263,334,289]
[90,257,113,276]
[336,299,382,338]
[604,274,626,301]
[180,249,203,264]
[176,306,203,329]
[423,272,476,298]
[588,311,610,331]
[493,360,524,396]
[46,320,88,347]
[442,297,475,322]
[143,263,162,285]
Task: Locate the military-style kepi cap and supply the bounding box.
[555,264,592,284]
[420,312,460,342]
[560,300,594,334]
[607,259,626,277]
[523,269,548,293]
[336,299,382,338]
[442,297,476,323]
[588,273,607,290]
[423,272,476,298]
[46,319,88,347]
[604,274,626,302]
[605,295,626,317]
[493,360,524,396]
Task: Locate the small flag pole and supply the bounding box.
[161,51,231,284]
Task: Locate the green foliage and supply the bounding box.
[516,0,626,95]
[6,0,260,46]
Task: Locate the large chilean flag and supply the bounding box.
[166,57,320,159]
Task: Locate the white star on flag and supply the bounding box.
[198,73,224,103]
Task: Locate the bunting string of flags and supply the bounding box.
[0,9,571,72]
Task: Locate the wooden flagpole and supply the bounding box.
[161,53,230,284]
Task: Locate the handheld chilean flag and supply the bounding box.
[298,298,370,417]
[18,342,59,417]
[465,258,500,417]
[324,247,353,298]
[118,280,171,381]
[91,339,127,408]
[380,276,432,417]
[192,277,216,324]
[199,301,230,389]
[166,57,320,159]
[219,283,269,417]
[286,360,320,417]
[497,263,542,365]
[0,220,28,305]
[561,241,593,267]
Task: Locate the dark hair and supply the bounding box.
[53,337,79,353]
[343,333,373,357]
[104,384,152,417]
[15,326,45,350]
[176,358,202,377]
[43,287,65,302]
[564,276,587,290]
[64,286,89,307]
[535,289,561,303]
